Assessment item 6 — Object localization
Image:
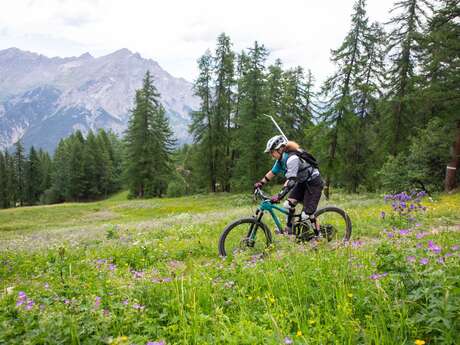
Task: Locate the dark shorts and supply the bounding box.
[288,176,324,215]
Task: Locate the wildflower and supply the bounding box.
[370,272,388,280]
[284,337,293,344]
[380,211,385,219]
[122,299,129,306]
[444,253,453,258]
[269,297,275,304]
[132,303,145,311]
[419,258,429,265]
[428,241,442,254]
[352,240,363,248]
[296,330,302,337]
[146,341,165,345]
[387,232,395,239]
[437,257,445,264]
[308,319,316,325]
[25,299,35,310]
[416,242,423,248]
[109,264,116,271]
[399,229,410,236]
[416,232,428,239]
[406,256,416,263]
[44,283,49,289]
[103,308,110,317]
[94,296,101,308]
[415,340,425,345]
[451,245,459,251]
[347,293,353,298]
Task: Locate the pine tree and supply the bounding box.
[233,41,271,189]
[0,151,8,208]
[14,140,26,206]
[190,50,217,191]
[125,71,174,198]
[385,0,432,154]
[24,146,42,205]
[213,33,236,192]
[321,0,370,195]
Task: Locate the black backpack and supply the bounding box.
[291,149,319,169]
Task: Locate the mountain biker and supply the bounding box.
[254,135,324,235]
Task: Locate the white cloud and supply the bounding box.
[0,0,396,83]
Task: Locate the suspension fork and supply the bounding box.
[248,209,264,241]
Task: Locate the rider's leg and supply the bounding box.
[302,177,324,233]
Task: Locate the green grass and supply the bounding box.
[0,191,459,344]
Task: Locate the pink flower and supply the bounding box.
[406,256,416,263]
[284,337,293,344]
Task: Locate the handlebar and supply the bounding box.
[253,187,270,201]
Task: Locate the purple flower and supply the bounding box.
[415,223,421,227]
[410,204,415,210]
[387,232,395,239]
[416,242,423,248]
[284,337,293,344]
[451,245,459,251]
[162,277,172,283]
[406,256,416,263]
[352,240,364,248]
[64,299,70,305]
[103,308,110,317]
[444,253,453,258]
[18,291,26,300]
[428,241,442,254]
[25,299,35,310]
[44,283,49,289]
[122,299,129,306]
[437,257,445,264]
[133,303,145,311]
[370,272,388,280]
[400,202,406,209]
[109,264,116,271]
[419,258,429,265]
[380,211,386,219]
[146,341,165,345]
[94,296,101,308]
[132,270,145,279]
[399,229,410,236]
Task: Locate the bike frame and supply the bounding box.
[258,199,288,233]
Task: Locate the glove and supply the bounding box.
[254,181,264,189]
[270,194,281,203]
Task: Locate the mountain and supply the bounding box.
[0,47,199,152]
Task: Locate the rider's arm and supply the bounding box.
[261,171,275,184]
[277,155,300,199]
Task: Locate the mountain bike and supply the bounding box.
[218,188,352,257]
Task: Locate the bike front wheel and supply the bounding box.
[218,217,273,258]
[314,206,352,242]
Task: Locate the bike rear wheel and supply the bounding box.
[218,217,273,258]
[314,206,352,242]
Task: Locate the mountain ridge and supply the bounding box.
[0,47,199,152]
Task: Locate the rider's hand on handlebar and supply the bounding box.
[254,181,264,190]
[270,194,281,203]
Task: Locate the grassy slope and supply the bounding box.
[0,191,459,344]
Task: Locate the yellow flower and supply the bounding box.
[308,319,316,325]
[347,293,353,298]
[296,330,302,337]
[415,340,425,345]
[248,296,253,300]
[269,297,275,303]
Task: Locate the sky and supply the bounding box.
[0,0,397,84]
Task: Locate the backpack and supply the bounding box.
[291,149,319,169]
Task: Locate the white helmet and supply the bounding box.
[264,135,287,153]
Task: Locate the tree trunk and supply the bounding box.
[445,119,460,192]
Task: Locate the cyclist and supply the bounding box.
[254,135,324,235]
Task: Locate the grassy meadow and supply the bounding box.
[0,190,459,344]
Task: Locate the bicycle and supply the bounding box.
[218,188,352,257]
